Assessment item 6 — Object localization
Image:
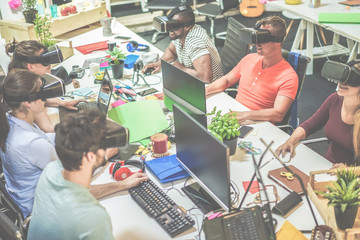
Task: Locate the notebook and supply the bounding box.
[144,154,189,183]
[268,165,309,195]
[59,68,113,121]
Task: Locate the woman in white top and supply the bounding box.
[0,69,58,217]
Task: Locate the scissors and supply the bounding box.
[280,171,294,181]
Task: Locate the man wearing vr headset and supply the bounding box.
[6,40,83,133]
[206,16,298,124]
[277,60,360,165]
[28,110,148,239]
[143,5,223,83]
[0,69,63,218]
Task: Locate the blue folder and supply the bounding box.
[145,154,189,183]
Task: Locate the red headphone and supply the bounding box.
[109,160,145,181]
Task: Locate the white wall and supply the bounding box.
[0,1,24,21]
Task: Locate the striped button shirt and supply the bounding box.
[172,25,223,82]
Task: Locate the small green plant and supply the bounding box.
[101,47,127,65]
[207,107,240,142]
[34,14,56,47]
[22,0,37,10]
[316,168,360,213]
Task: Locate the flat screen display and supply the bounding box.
[173,104,231,211]
[162,60,207,127]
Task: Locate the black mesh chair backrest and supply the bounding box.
[277,49,311,126]
[0,211,23,240]
[0,180,25,233]
[220,17,249,74]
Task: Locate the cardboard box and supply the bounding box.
[307,168,360,240]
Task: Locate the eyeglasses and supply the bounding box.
[246,185,280,207]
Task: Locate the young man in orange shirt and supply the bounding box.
[206,16,298,124]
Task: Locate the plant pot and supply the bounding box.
[22,8,38,24]
[223,137,238,156]
[334,205,358,230]
[110,60,124,79]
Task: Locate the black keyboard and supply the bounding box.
[129,179,195,237]
[223,207,266,240]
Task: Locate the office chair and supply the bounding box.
[145,0,192,43]
[0,180,30,239]
[193,0,239,43]
[277,50,311,133]
[0,211,23,240]
[220,17,249,75]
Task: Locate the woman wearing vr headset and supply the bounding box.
[0,69,59,218]
[6,39,82,133]
[276,60,360,165]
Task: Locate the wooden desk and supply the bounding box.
[0,2,107,43]
[58,21,333,239]
[269,0,360,75]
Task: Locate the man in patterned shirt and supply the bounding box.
[143,5,223,83]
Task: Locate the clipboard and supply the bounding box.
[339,0,360,6]
[145,154,189,183]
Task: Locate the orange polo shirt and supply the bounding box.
[231,53,298,110]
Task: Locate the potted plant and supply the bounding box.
[34,14,56,47]
[22,0,38,23]
[316,167,360,230]
[207,107,240,155]
[101,47,126,79]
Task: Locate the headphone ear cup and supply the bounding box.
[126,41,138,52]
[114,167,132,181]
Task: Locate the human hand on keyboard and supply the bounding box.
[123,173,148,189]
[60,98,85,111]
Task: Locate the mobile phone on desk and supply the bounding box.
[238,125,254,138]
[115,35,131,40]
[137,88,158,97]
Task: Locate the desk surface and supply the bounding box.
[269,0,360,42]
[59,21,333,240]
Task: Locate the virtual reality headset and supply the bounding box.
[153,16,183,33]
[321,60,360,87]
[153,4,192,33]
[14,45,64,66]
[100,119,129,150]
[4,73,65,102]
[239,26,283,45]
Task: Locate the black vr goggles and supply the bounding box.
[100,119,129,149]
[239,23,284,45]
[4,73,65,102]
[321,60,360,87]
[14,45,64,66]
[153,4,192,33]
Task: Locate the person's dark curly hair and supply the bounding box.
[54,110,106,171]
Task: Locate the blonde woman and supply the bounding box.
[276,61,360,165]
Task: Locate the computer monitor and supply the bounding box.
[173,104,231,213]
[161,60,207,127]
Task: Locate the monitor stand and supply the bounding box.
[182,182,221,214]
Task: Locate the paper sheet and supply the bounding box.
[108,100,169,143]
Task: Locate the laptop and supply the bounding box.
[203,155,276,240]
[59,68,113,121]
